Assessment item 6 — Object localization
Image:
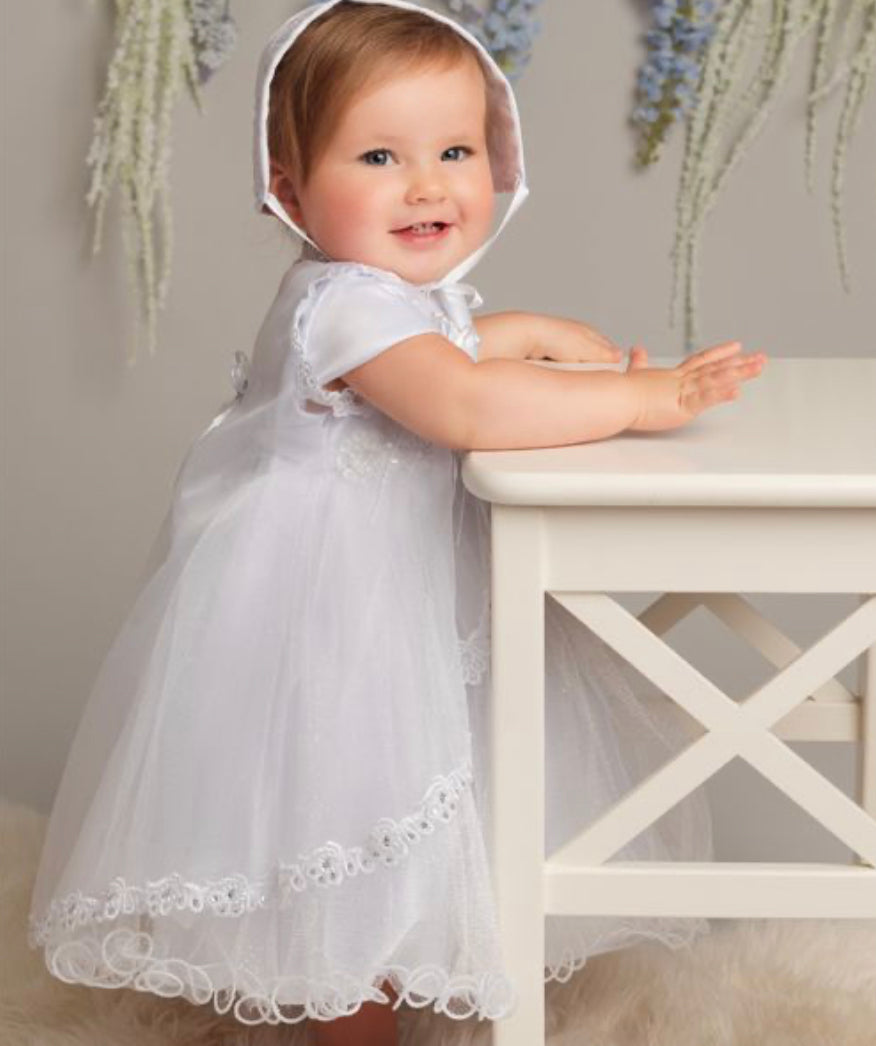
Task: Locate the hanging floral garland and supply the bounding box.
[85,0,541,363]
[633,0,875,354]
[440,0,543,82]
[85,1,238,365]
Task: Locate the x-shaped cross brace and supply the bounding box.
[547,592,876,869]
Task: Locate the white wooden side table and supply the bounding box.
[460,357,876,1045]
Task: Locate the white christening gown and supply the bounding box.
[27,256,713,1025]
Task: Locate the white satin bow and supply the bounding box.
[419,280,483,354]
[420,280,483,319]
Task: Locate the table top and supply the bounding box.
[461,357,876,508]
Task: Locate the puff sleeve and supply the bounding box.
[293,266,442,415]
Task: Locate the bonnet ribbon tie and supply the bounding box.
[420,281,484,355]
[421,280,483,320]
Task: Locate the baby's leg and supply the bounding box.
[311,979,399,1046]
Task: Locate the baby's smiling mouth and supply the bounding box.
[392,221,450,234]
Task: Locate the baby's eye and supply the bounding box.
[359,146,474,166]
[360,149,395,166]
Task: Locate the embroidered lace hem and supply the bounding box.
[28,764,474,947]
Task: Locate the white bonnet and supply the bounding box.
[252,0,529,285]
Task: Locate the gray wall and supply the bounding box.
[2,1,874,867]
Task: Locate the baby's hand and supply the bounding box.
[626,341,767,432]
[529,315,623,365]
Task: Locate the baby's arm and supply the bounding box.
[465,357,640,447]
[474,311,622,364]
[473,312,536,360]
[339,332,639,449]
[340,334,765,451]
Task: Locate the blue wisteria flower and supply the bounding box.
[302,1,543,84]
[444,0,544,83]
[190,0,238,85]
[633,0,718,166]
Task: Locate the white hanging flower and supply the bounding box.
[85,0,202,364]
[666,0,874,353]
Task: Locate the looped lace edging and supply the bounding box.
[27,745,709,1026]
[543,918,707,984]
[35,930,519,1024]
[28,764,474,948]
[30,916,707,1026]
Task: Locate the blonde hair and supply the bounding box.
[266,1,491,195]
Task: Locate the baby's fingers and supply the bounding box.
[708,353,767,381]
[678,340,743,375]
[626,345,649,371]
[685,356,763,412]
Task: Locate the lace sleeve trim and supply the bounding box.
[291,263,442,420]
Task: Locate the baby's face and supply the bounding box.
[284,55,495,283]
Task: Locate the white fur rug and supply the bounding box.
[2,796,874,1046]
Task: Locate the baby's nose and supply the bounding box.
[405,173,447,204]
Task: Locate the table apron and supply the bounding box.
[511,505,876,592]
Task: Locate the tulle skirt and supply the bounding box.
[27,406,713,1025]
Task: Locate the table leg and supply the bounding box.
[490,505,545,1046]
[857,593,876,866]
